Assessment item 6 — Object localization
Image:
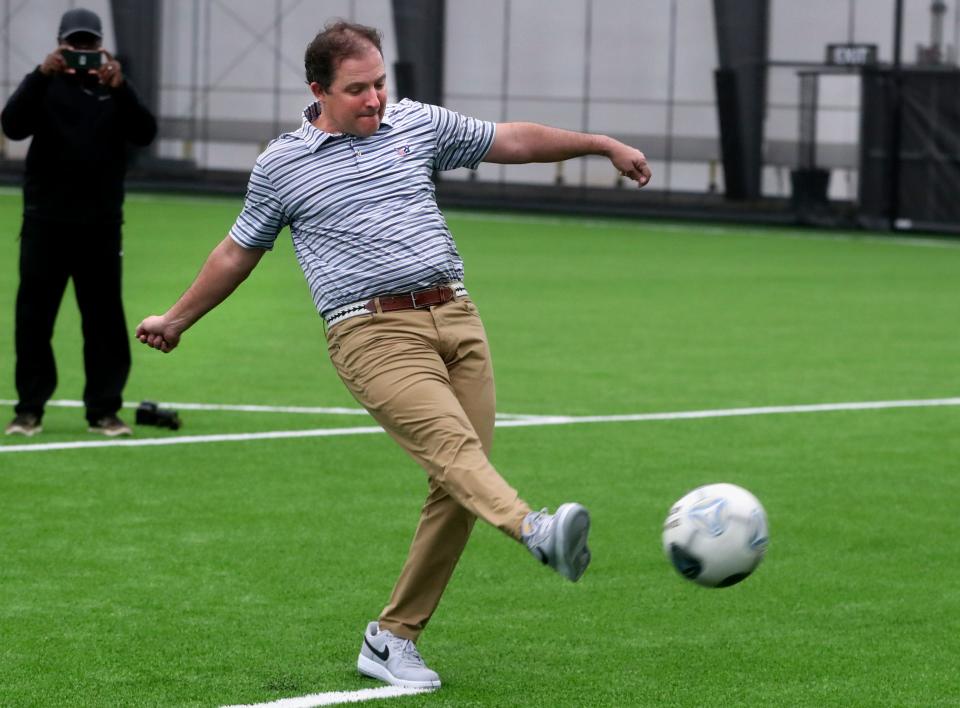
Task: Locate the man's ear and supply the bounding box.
[308,81,325,100]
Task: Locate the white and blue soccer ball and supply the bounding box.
[662,483,769,588]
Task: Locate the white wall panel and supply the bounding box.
[506,0,588,99]
[445,0,507,99]
[673,0,717,103]
[505,97,584,131]
[444,96,503,124]
[669,104,719,139]
[587,101,668,139]
[589,0,671,102]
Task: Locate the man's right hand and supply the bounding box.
[39,47,69,76]
[133,236,265,356]
[136,316,181,353]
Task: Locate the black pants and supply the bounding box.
[13,217,130,424]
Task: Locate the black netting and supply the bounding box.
[859,69,960,232]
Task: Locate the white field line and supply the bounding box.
[0,424,385,453]
[221,685,432,708]
[0,399,537,420]
[1,397,958,455]
[0,398,371,416]
[492,397,960,428]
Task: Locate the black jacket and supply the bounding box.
[1,68,157,225]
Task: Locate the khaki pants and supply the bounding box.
[326,297,531,641]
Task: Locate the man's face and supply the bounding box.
[62,31,101,50]
[311,44,387,138]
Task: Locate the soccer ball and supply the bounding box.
[662,483,769,588]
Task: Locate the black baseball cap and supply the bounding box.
[58,8,103,41]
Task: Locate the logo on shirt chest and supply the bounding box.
[394,145,411,158]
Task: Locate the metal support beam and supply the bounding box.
[888,0,904,229]
[110,0,161,158]
[713,0,770,200]
[109,0,161,115]
[391,0,445,105]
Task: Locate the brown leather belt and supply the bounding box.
[365,285,457,314]
[325,281,467,328]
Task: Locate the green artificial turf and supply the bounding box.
[1,190,959,706]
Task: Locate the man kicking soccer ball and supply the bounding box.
[136,21,650,689]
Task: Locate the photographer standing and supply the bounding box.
[2,8,157,437]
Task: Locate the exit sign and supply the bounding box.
[826,43,878,66]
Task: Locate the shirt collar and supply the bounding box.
[294,101,394,152]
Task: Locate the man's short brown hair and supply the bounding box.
[304,20,383,91]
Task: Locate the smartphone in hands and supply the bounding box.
[62,49,101,73]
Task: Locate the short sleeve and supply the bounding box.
[423,103,496,172]
[229,160,288,250]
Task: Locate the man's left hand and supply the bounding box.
[612,148,652,188]
[97,49,124,88]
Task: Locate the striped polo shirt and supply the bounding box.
[229,98,496,318]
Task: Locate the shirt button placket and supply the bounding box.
[350,138,363,168]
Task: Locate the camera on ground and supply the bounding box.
[135,401,181,430]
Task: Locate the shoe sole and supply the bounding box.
[5,426,42,436]
[88,427,132,437]
[357,653,441,689]
[553,503,592,582]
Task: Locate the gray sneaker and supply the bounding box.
[88,416,132,437]
[357,622,440,689]
[522,502,592,581]
[5,413,42,437]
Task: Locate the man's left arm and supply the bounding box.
[112,81,158,146]
[97,49,157,147]
[484,122,651,187]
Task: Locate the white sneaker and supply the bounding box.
[522,502,592,581]
[357,622,440,689]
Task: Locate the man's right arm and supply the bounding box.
[136,236,265,353]
[1,48,71,139]
[1,68,52,140]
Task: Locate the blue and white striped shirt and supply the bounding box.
[229,99,496,317]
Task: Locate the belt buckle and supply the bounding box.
[411,285,452,309]
[410,288,431,309]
